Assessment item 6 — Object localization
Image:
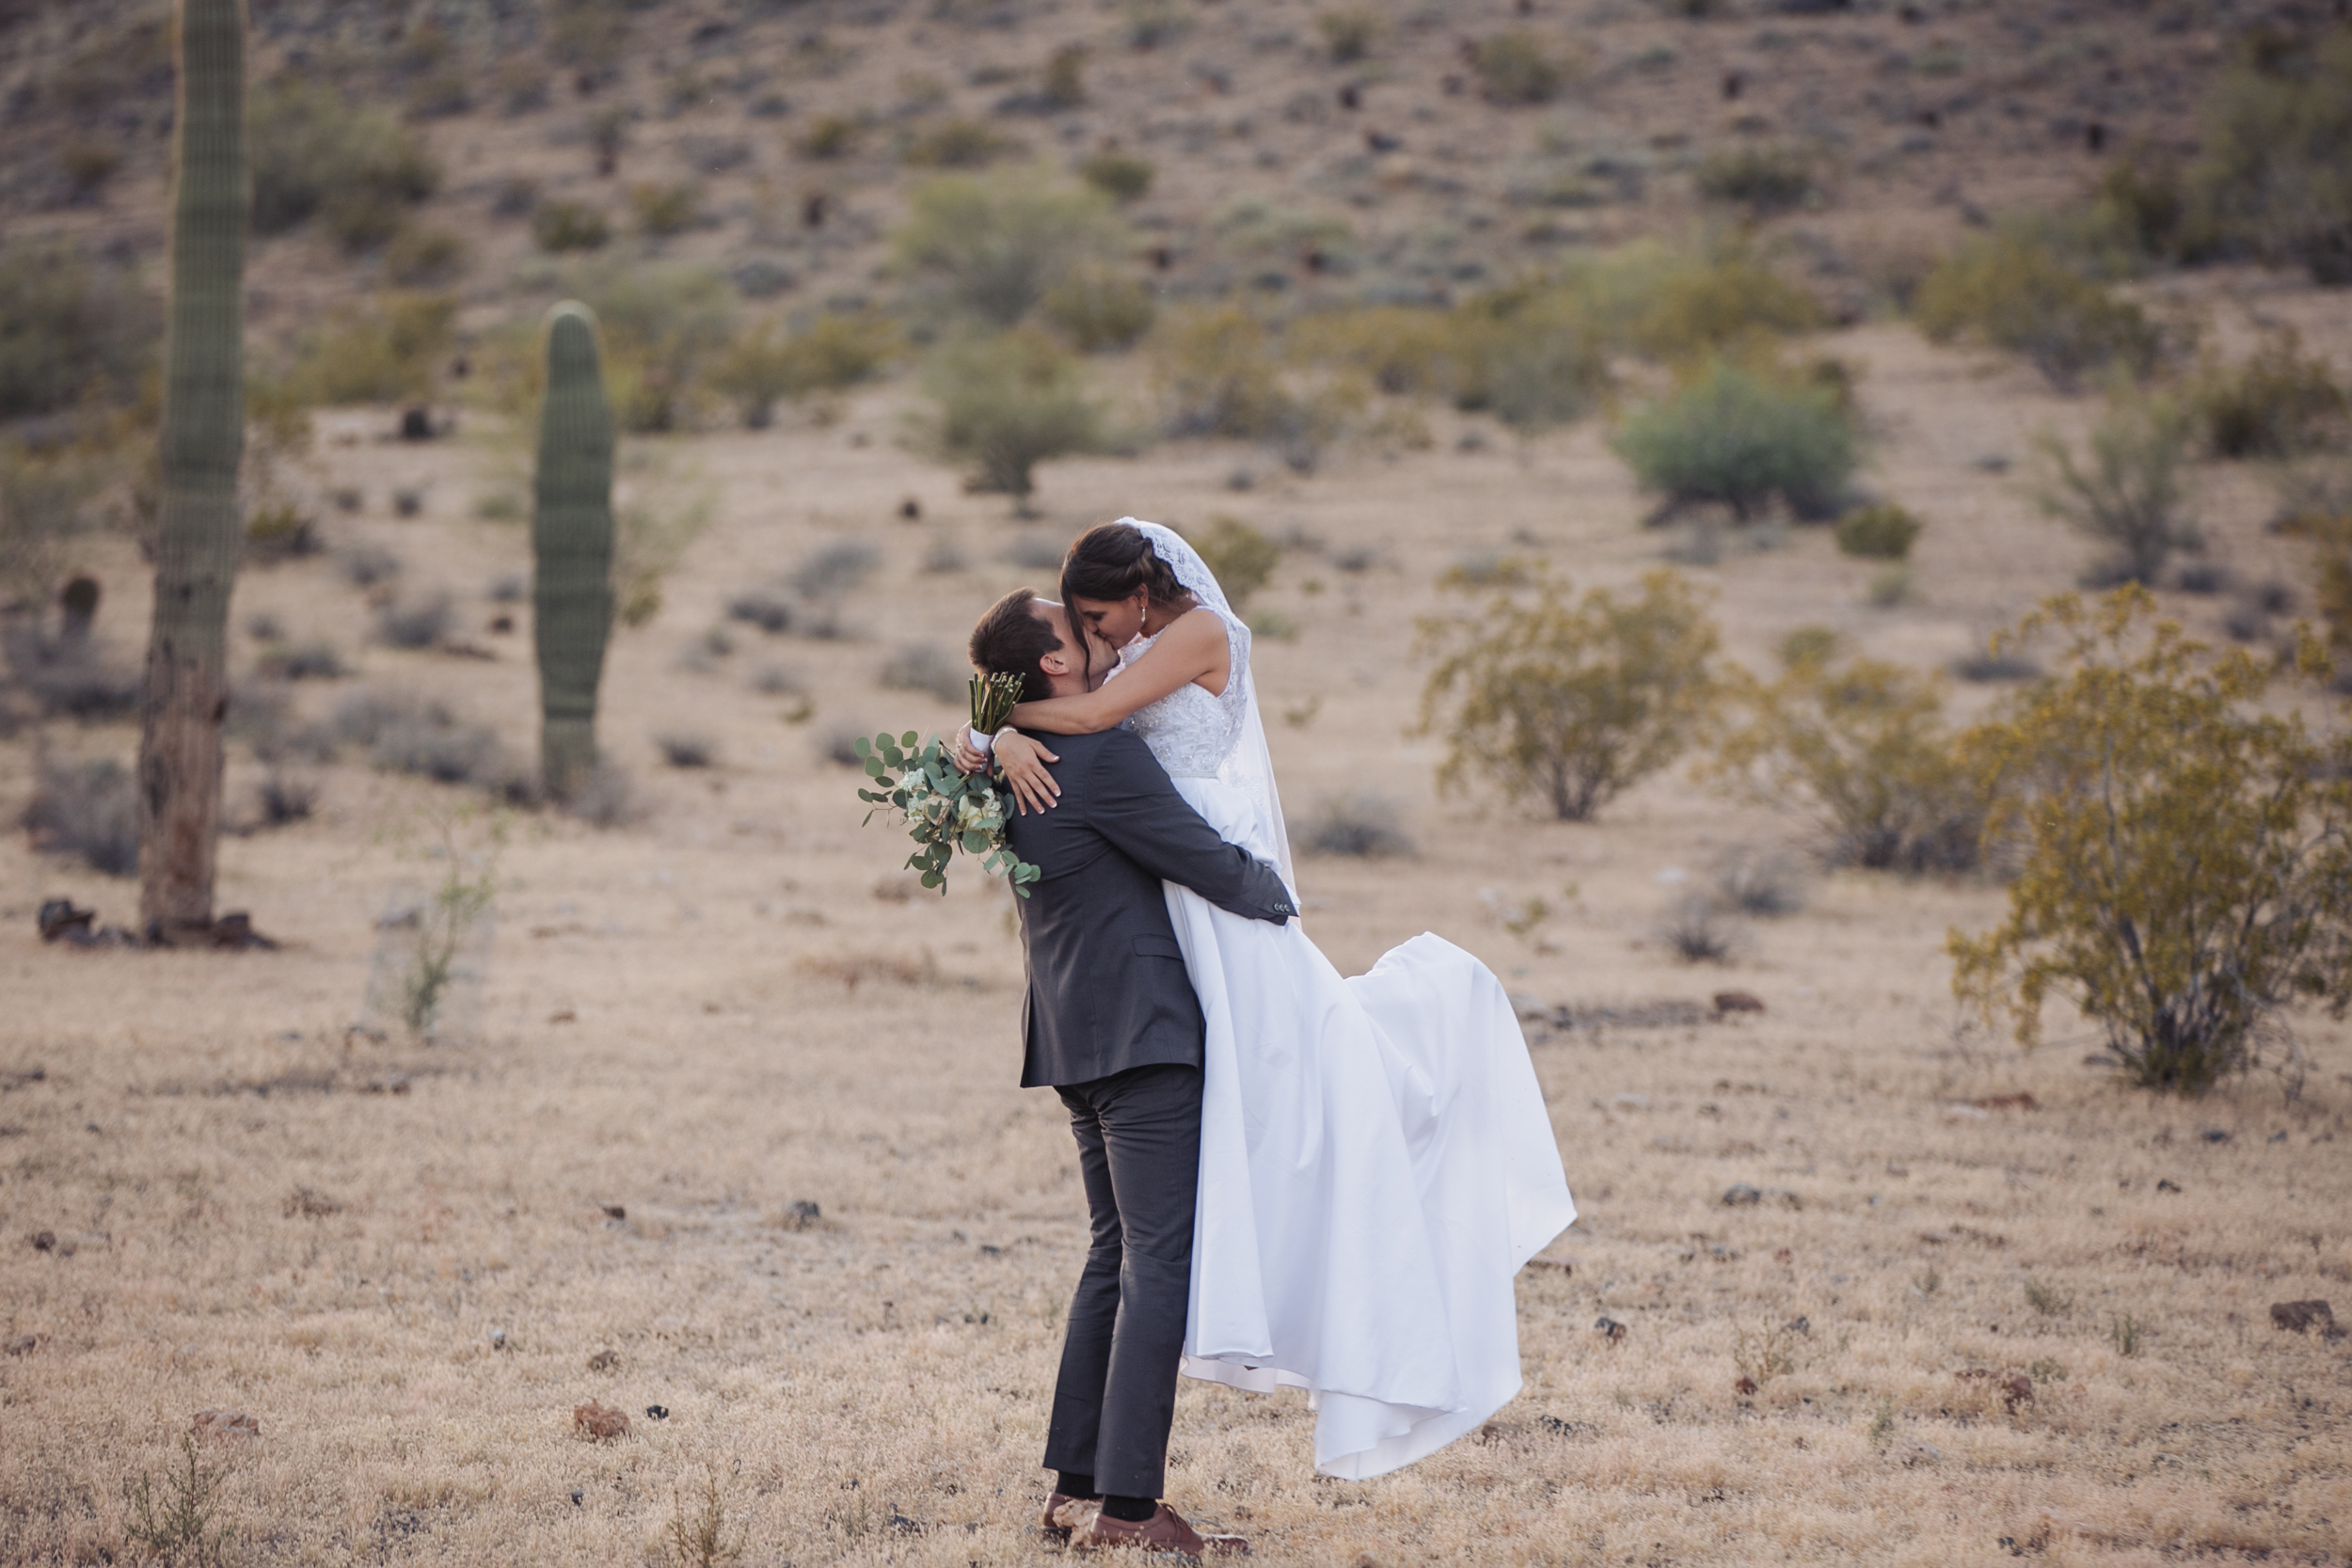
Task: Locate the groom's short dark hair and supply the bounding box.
[969,588,1062,702]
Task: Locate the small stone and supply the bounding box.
[1722,1183,1763,1206]
[192,1408,260,1440]
[573,1400,629,1441]
[587,1348,620,1372]
[488,1329,507,1350]
[570,1489,584,1507]
[2000,1374,2033,1413]
[2155,1179,2182,1193]
[1733,1375,1758,1395]
[1594,1316,1627,1343]
[5,1333,45,1356]
[2201,1128,2231,1144]
[2270,1300,2335,1335]
[602,1204,626,1221]
[27,1230,56,1252]
[1712,990,1765,1014]
[644,1404,669,1420]
[783,1199,821,1230]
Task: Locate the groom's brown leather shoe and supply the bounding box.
[1075,1502,1249,1556]
[1041,1493,1093,1544]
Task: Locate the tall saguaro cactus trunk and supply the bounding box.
[532,304,616,800]
[136,0,246,940]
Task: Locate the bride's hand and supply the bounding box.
[993,729,1060,815]
[946,723,987,775]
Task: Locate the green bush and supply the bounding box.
[1951,589,2352,1090]
[711,311,899,427]
[1474,32,1569,105]
[248,80,439,245]
[893,170,1127,329]
[1041,44,1088,109]
[1711,640,1987,873]
[1613,360,1858,522]
[902,119,1025,169]
[1315,7,1381,63]
[1629,248,1824,363]
[1417,565,1720,822]
[532,199,612,253]
[926,330,1104,506]
[2191,330,2346,460]
[2181,29,2352,284]
[628,182,704,237]
[800,115,864,159]
[1835,502,1922,561]
[1078,150,1155,202]
[1039,266,1156,353]
[1152,305,1294,439]
[285,293,457,407]
[1694,145,1815,215]
[1915,230,2161,390]
[1289,306,1461,398]
[2030,387,2197,585]
[1190,515,1280,611]
[0,237,158,420]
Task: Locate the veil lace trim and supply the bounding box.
[1123,517,1296,895]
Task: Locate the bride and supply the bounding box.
[957,518,1574,1480]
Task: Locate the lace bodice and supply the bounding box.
[1110,607,1253,779]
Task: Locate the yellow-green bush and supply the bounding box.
[800,115,864,159]
[1473,32,1570,105]
[1078,150,1154,203]
[1950,589,2352,1090]
[892,170,1126,328]
[286,293,457,406]
[2191,329,2346,460]
[925,330,1104,505]
[1315,8,1381,63]
[0,237,158,420]
[1417,566,1720,821]
[383,224,467,286]
[901,119,1025,169]
[1288,307,1461,398]
[2180,28,2352,283]
[1711,637,1986,872]
[1629,248,1823,363]
[1834,502,1922,561]
[1915,230,2161,389]
[711,311,898,427]
[1189,515,1279,611]
[532,199,612,253]
[248,80,439,246]
[2029,386,2197,584]
[628,182,704,237]
[1152,305,1293,440]
[1693,145,1816,215]
[1039,266,1156,353]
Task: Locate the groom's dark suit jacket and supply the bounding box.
[1005,726,1294,1088]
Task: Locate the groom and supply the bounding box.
[967,588,1290,1556]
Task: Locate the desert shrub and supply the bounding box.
[121,1436,234,1568]
[710,311,898,427]
[727,591,793,634]
[2191,331,2346,461]
[21,754,138,874]
[1297,790,1414,857]
[1613,360,1858,522]
[1290,306,1462,398]
[902,119,1025,169]
[1417,566,1720,822]
[1316,8,1381,63]
[375,591,453,650]
[1627,249,1823,364]
[1040,267,1156,353]
[516,261,739,434]
[1121,0,1190,49]
[59,136,123,199]
[257,640,346,681]
[1713,844,1805,917]
[1711,640,1987,873]
[1694,145,1815,214]
[252,768,321,827]
[1190,515,1279,610]
[1446,290,1611,433]
[926,330,1104,506]
[383,224,467,286]
[881,641,966,703]
[800,115,864,159]
[2181,29,2352,284]
[1005,534,1066,570]
[1915,230,2161,390]
[248,80,438,245]
[1658,893,1739,962]
[893,171,1125,329]
[532,199,612,253]
[286,292,457,406]
[2088,146,2197,263]
[1041,43,1089,109]
[0,442,113,610]
[2031,387,2198,585]
[1835,502,1922,561]
[1474,32,1568,104]
[630,182,704,238]
[1078,150,1154,202]
[0,238,159,420]
[337,691,519,793]
[655,731,717,768]
[1950,589,2352,1091]
[1152,306,1293,439]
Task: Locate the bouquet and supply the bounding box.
[853,673,1041,897]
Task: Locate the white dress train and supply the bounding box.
[1104,520,1576,1480]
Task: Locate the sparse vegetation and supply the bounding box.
[1835,502,1923,562]
[1418,566,1720,822]
[1474,32,1570,105]
[1296,790,1414,857]
[1659,893,1739,963]
[711,311,899,427]
[1316,8,1381,63]
[0,237,160,420]
[881,641,966,703]
[22,754,139,876]
[2181,29,2352,283]
[1078,150,1154,203]
[1039,267,1156,354]
[1694,145,1815,214]
[1951,589,2352,1093]
[121,1434,233,1568]
[1614,360,1858,523]
[629,182,705,237]
[655,731,717,768]
[2024,1279,2073,1317]
[1190,515,1280,611]
[2191,331,2345,461]
[247,80,439,249]
[926,330,1104,507]
[893,171,1126,329]
[285,292,457,407]
[532,199,612,253]
[1713,637,1987,873]
[2030,387,2198,586]
[1915,230,2161,390]
[902,119,1025,169]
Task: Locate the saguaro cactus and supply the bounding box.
[136,0,246,939]
[532,302,616,800]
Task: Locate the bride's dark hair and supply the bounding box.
[1059,522,1196,655]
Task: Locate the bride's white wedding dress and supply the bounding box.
[1104,520,1575,1480]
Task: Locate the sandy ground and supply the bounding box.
[6,306,2352,1564]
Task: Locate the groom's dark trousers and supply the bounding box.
[1002,726,1293,1501]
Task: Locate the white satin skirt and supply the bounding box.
[1166,777,1577,1480]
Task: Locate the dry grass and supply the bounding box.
[5,317,2352,1567]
